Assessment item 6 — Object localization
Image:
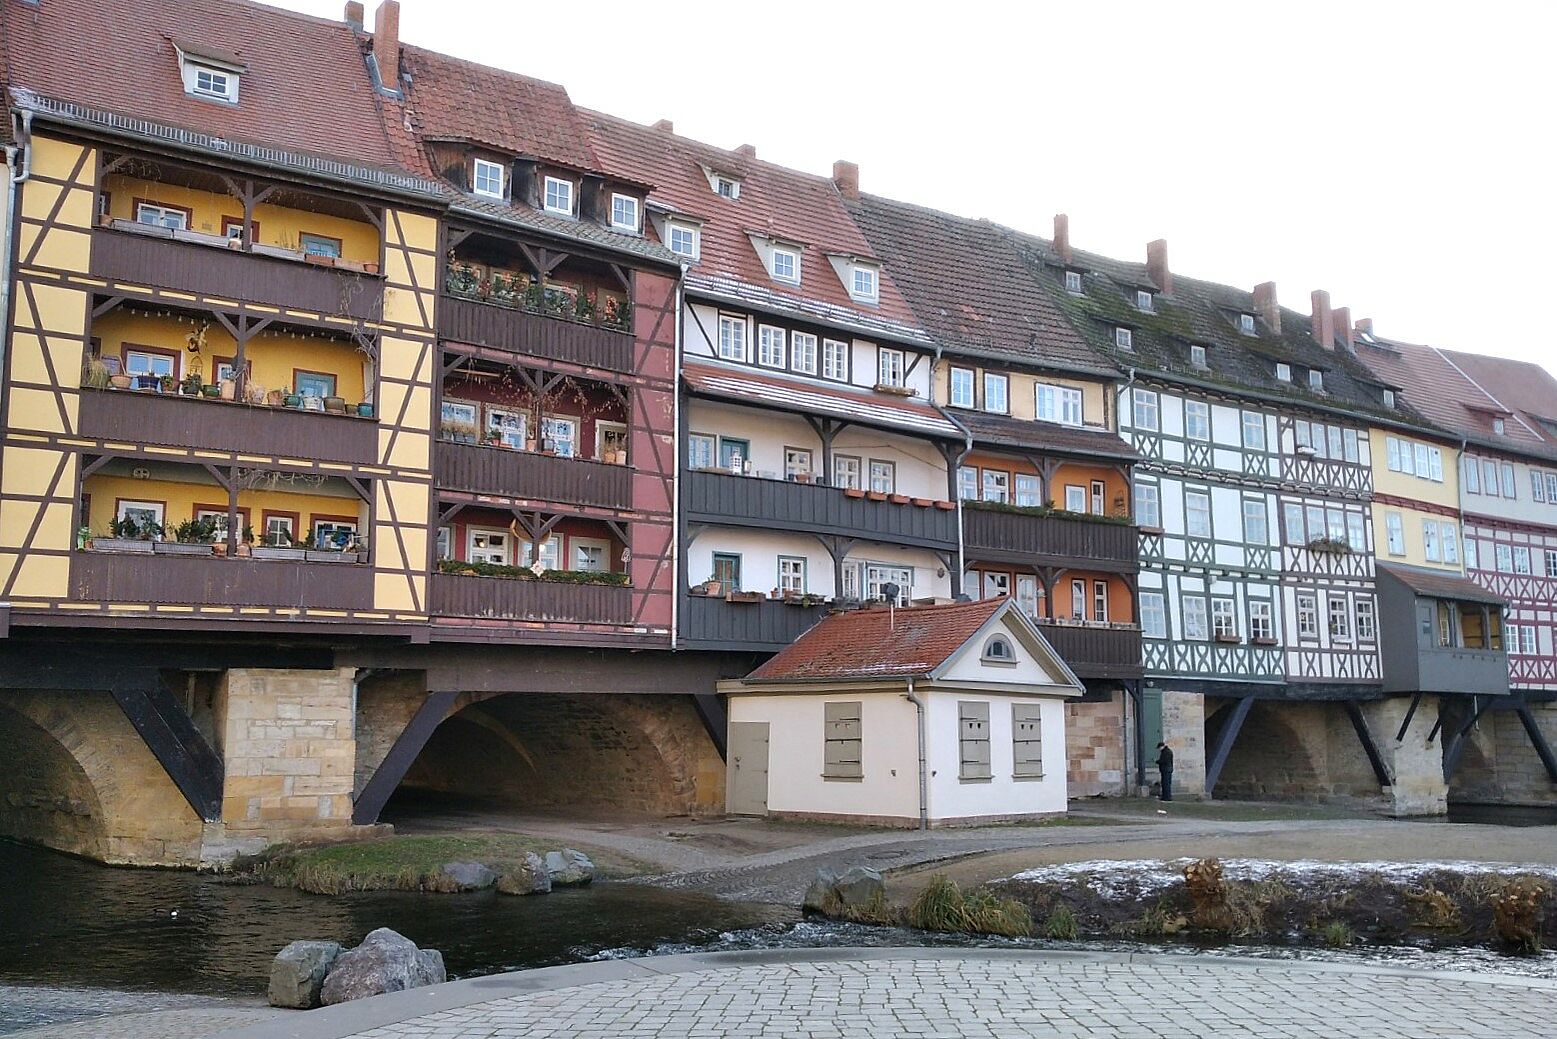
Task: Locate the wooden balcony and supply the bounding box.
[70,551,374,610]
[683,470,959,551]
[439,295,634,373]
[78,387,377,464]
[90,226,383,320]
[679,593,831,651]
[436,440,632,509]
[963,506,1138,573]
[430,572,631,624]
[1035,621,1144,680]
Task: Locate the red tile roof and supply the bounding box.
[748,599,1005,681]
[683,361,963,439]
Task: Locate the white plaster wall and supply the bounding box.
[924,691,1068,820]
[727,691,921,821]
[686,530,838,595]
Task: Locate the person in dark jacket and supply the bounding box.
[1156,741,1174,802]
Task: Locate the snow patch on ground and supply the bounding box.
[1007,858,1557,896]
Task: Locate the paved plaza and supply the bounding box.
[212,949,1557,1039]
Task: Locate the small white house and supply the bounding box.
[719,598,1082,826]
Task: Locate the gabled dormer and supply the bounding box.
[700,164,742,200]
[172,39,245,105]
[648,206,704,262]
[825,253,880,305]
[747,232,804,286]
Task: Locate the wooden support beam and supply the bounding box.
[1515,705,1557,783]
[79,454,116,480]
[91,295,127,320]
[1395,691,1424,743]
[354,201,384,231]
[352,689,458,824]
[1441,696,1493,781]
[1345,700,1393,787]
[1203,696,1254,795]
[109,677,225,823]
[603,519,629,545]
[343,476,372,504]
[436,502,467,527]
[692,693,728,760]
[607,263,632,293]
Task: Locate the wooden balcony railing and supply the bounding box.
[430,572,631,624]
[438,295,634,373]
[678,593,831,651]
[70,551,374,610]
[436,440,632,509]
[683,470,959,550]
[90,226,383,319]
[963,506,1138,572]
[78,387,377,464]
[1035,620,1144,680]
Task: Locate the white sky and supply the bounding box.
[274,0,1555,369]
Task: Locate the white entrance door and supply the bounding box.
[727,721,770,816]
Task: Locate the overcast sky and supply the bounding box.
[275,0,1554,368]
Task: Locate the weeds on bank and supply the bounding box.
[906,874,1032,937]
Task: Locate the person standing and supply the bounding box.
[1156,741,1174,802]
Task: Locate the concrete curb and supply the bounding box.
[211,946,1557,1039]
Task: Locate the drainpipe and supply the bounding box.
[350,667,384,741]
[670,266,687,649]
[904,676,928,830]
[1,112,34,419]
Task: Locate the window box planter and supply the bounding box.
[888,494,912,505]
[303,253,337,267]
[1214,634,1242,644]
[252,546,308,561]
[872,383,916,397]
[842,487,866,499]
[305,550,361,563]
[912,497,935,507]
[1251,637,1278,645]
[934,500,956,511]
[153,541,214,557]
[866,491,888,502]
[92,538,154,554]
[1138,525,1165,536]
[1306,537,1353,555]
[726,591,764,604]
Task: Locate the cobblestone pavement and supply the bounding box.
[215,950,1557,1039]
[9,1007,282,1038]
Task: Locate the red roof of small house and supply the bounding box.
[748,599,1006,681]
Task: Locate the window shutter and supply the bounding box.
[1012,703,1044,777]
[958,701,991,780]
[823,702,862,779]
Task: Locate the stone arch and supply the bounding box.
[1210,700,1325,800]
[0,699,108,861]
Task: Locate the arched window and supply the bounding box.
[982,635,1015,663]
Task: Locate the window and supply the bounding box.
[778,555,807,594]
[1343,429,1361,464]
[851,265,878,301]
[1190,344,1207,369]
[822,339,849,381]
[1465,457,1482,493]
[1514,546,1532,575]
[115,499,165,534]
[865,564,912,604]
[541,416,578,457]
[1414,443,1431,479]
[473,158,505,199]
[958,701,992,780]
[1547,474,1557,501]
[1185,490,1212,538]
[717,315,748,361]
[950,367,975,409]
[1356,600,1377,641]
[134,202,188,230]
[1534,471,1547,503]
[596,422,628,464]
[263,512,297,548]
[311,518,358,551]
[957,465,977,501]
[687,433,716,470]
[189,64,237,102]
[1012,703,1044,779]
[1070,579,1086,620]
[299,233,341,258]
[123,348,177,379]
[983,372,1009,413]
[1520,625,1539,656]
[485,406,527,449]
[711,552,742,589]
[1015,474,1041,508]
[610,193,639,232]
[1297,594,1319,637]
[1182,596,1209,640]
[1443,524,1459,564]
[1482,459,1498,494]
[543,176,574,215]
[1131,388,1159,431]
[982,571,1011,600]
[1093,580,1109,623]
[1494,417,1506,436]
[1185,400,1210,441]
[1136,289,1154,312]
[440,399,478,441]
[1386,436,1403,473]
[1091,480,1106,515]
[983,636,1015,662]
[877,348,905,388]
[1423,521,1441,562]
[784,447,814,481]
[770,247,799,284]
[1386,513,1405,555]
[1241,412,1266,451]
[1328,425,1343,460]
[1016,575,1040,618]
[1309,370,1324,392]
[571,538,610,572]
[718,436,751,471]
[1035,383,1082,425]
[1115,327,1133,350]
[1275,363,1291,382]
[1249,600,1274,642]
[1283,503,1304,545]
[1547,550,1557,579]
[1212,598,1237,640]
[1064,485,1086,513]
[1496,543,1513,573]
[792,332,818,375]
[1242,499,1268,545]
[1064,270,1083,293]
[667,223,699,259]
[1500,462,1517,498]
[1383,389,1396,408]
[834,455,862,491]
[1239,313,1257,334]
[714,176,740,199]
[982,469,1010,504]
[1328,597,1351,640]
[1140,592,1167,638]
[1134,483,1160,528]
[869,460,896,494]
[823,702,862,780]
[1466,540,1478,570]
[757,325,786,368]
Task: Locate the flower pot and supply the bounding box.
[305,549,358,562]
[304,253,336,267]
[266,390,285,406]
[93,537,153,554]
[912,497,934,507]
[135,374,159,390]
[235,543,252,557]
[363,262,380,275]
[866,491,888,502]
[889,494,911,505]
[212,542,229,557]
[356,402,375,418]
[153,541,213,556]
[934,500,956,511]
[325,396,347,414]
[284,394,302,408]
[220,379,237,401]
[842,487,866,499]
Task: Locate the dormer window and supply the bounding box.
[1190,345,1207,369]
[667,222,699,260]
[715,175,740,199]
[1115,327,1133,351]
[1276,363,1291,382]
[175,43,244,105]
[850,265,879,302]
[770,247,800,284]
[1309,369,1324,392]
[610,193,639,233]
[1064,270,1083,294]
[193,66,234,101]
[1239,313,1257,334]
[1494,417,1506,436]
[1383,389,1396,408]
[1136,289,1154,312]
[473,159,505,199]
[543,176,575,216]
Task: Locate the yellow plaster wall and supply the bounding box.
[933,359,1111,428]
[101,175,379,264]
[17,137,95,272]
[1374,503,1465,573]
[83,475,364,539]
[1369,428,1461,508]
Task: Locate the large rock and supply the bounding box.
[835,866,885,910]
[439,861,497,892]
[545,848,595,886]
[268,940,341,1009]
[319,928,446,1006]
[496,852,552,895]
[802,866,887,920]
[802,869,840,914]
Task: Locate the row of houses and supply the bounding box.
[0,0,1551,861]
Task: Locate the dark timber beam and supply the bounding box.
[692,693,728,760]
[352,688,458,825]
[1515,705,1557,783]
[1441,696,1493,781]
[1203,696,1254,796]
[1395,691,1424,743]
[1345,700,1393,787]
[109,678,224,822]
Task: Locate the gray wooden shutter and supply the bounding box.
[823,701,862,778]
[1012,702,1043,777]
[959,700,991,779]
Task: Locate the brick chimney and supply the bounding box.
[1253,281,1280,333]
[344,1,364,29]
[735,144,756,159]
[651,118,674,132]
[1054,214,1072,264]
[372,1,401,93]
[1332,305,1354,353]
[1311,289,1335,350]
[1146,239,1171,295]
[832,160,860,201]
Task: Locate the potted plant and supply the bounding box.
[219,377,237,401]
[81,356,111,390]
[155,518,217,556]
[699,576,724,597]
[253,527,306,561]
[356,402,375,418]
[726,589,763,604]
[235,524,254,558]
[181,373,204,397]
[203,383,222,398]
[109,372,133,390]
[324,395,347,414]
[266,389,285,407]
[94,516,157,553]
[158,374,175,393]
[134,373,159,390]
[484,428,503,448]
[284,392,303,408]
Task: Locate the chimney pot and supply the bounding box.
[735,144,756,159]
[1146,238,1171,295]
[1053,214,1072,264]
[1332,305,1354,353]
[1253,281,1281,334]
[372,0,401,93]
[344,1,364,29]
[651,118,674,132]
[1311,289,1335,351]
[832,160,860,201]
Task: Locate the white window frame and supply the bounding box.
[1297,593,1319,638]
[1211,597,1238,640]
[1064,485,1087,513]
[667,222,699,260]
[570,537,612,573]
[757,325,787,369]
[1423,520,1441,562]
[850,265,879,302]
[1242,498,1268,545]
[770,247,800,284]
[1115,327,1134,350]
[868,460,896,495]
[983,372,1009,414]
[1134,482,1160,528]
[1385,512,1405,556]
[950,367,975,409]
[540,415,579,458]
[1514,546,1532,575]
[1182,595,1209,641]
[791,332,818,376]
[1136,289,1154,312]
[1140,592,1167,638]
[1356,600,1377,641]
[877,347,905,388]
[1190,344,1207,369]
[822,339,849,382]
[717,315,748,361]
[1064,270,1083,294]
[134,202,188,230]
[610,192,640,232]
[833,455,862,491]
[1131,388,1159,431]
[467,527,512,565]
[1328,597,1351,640]
[1241,412,1266,451]
[1309,369,1325,392]
[543,176,575,216]
[1015,474,1041,508]
[1185,490,1212,539]
[188,63,238,103]
[1239,313,1257,334]
[687,432,716,470]
[778,555,808,594]
[1275,362,1291,382]
[1249,600,1274,642]
[1185,400,1211,442]
[473,158,505,199]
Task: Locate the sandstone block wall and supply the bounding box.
[1359,696,1448,816]
[1159,689,1206,798]
[1214,700,1380,804]
[1450,702,1557,805]
[1066,694,1128,798]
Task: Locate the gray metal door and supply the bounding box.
[727,721,769,815]
[1139,687,1164,780]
